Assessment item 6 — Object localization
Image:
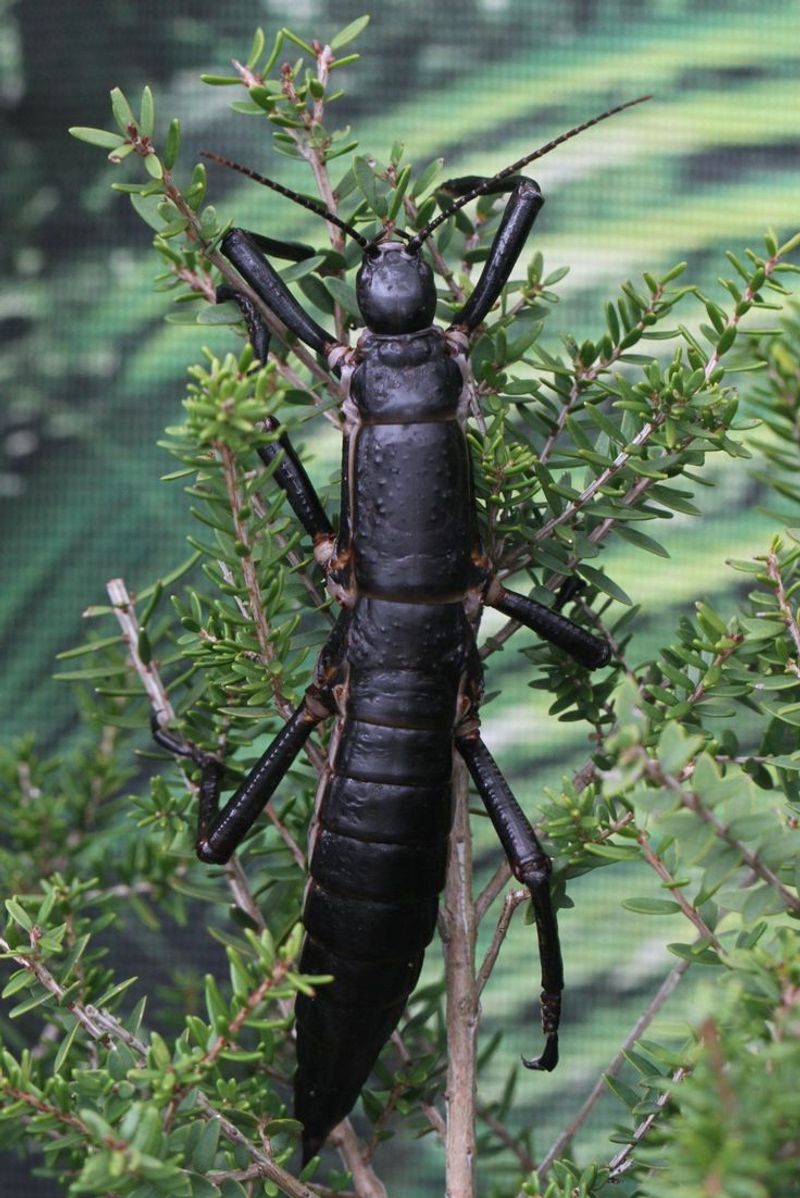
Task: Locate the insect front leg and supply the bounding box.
[446,176,545,334]
[221,228,334,357]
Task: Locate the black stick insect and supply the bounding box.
[153,96,648,1162]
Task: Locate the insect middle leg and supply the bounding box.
[484,577,611,669]
[216,287,334,548]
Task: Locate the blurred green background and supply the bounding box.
[2,0,799,1192]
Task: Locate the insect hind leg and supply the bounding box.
[151,614,349,864]
[151,697,326,864]
[455,730,562,1072]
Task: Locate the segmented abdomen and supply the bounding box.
[295,598,470,1155]
[295,330,476,1156]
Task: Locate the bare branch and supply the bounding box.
[476,888,527,996]
[106,579,176,724]
[442,757,478,1198]
[328,1120,388,1198]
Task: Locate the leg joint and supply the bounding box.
[516,857,552,889]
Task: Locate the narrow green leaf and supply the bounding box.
[95,976,139,1008]
[575,563,632,606]
[281,27,315,54]
[1,970,33,998]
[110,182,154,195]
[163,118,180,170]
[622,897,682,915]
[328,52,360,71]
[5,898,33,931]
[108,142,135,164]
[353,156,379,210]
[188,1174,221,1198]
[412,158,443,198]
[322,276,360,320]
[10,987,52,1018]
[584,842,640,861]
[770,755,800,771]
[742,885,785,921]
[69,126,126,149]
[139,85,155,136]
[615,524,670,557]
[53,665,128,681]
[110,87,136,135]
[604,1075,640,1109]
[54,1021,81,1073]
[331,14,370,49]
[143,153,164,180]
[56,635,124,660]
[201,74,242,87]
[667,941,718,964]
[622,1048,662,1077]
[192,1118,221,1173]
[218,1179,248,1198]
[247,27,265,68]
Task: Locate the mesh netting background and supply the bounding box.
[2,0,799,1191]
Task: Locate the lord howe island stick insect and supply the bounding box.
[152,96,647,1162]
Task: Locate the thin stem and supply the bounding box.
[219,445,285,705]
[637,830,722,948]
[475,860,512,924]
[227,849,268,919]
[765,546,800,675]
[1,1087,125,1146]
[477,1101,536,1174]
[606,1066,690,1182]
[218,438,326,779]
[108,579,308,898]
[389,1030,447,1141]
[202,965,289,1068]
[248,483,334,625]
[107,579,177,724]
[535,955,691,1180]
[640,755,800,914]
[538,283,667,468]
[476,888,527,996]
[327,1121,388,1198]
[442,757,478,1198]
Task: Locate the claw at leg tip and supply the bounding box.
[521,1034,558,1072]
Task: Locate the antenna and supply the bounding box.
[202,152,370,248]
[409,94,651,250]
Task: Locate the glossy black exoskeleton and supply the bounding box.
[152,97,648,1162]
